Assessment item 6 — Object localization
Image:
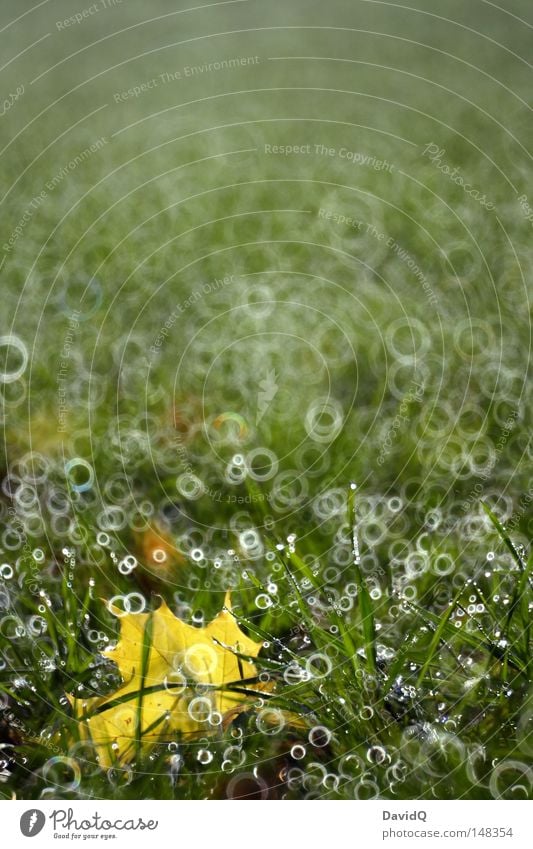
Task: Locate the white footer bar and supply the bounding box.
[4,800,530,848]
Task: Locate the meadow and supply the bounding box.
[0,0,531,800]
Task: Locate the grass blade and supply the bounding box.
[135,611,154,759]
[348,484,377,675]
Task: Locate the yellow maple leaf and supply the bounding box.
[69,594,262,767]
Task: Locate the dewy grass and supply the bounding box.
[0,484,531,799]
[1,0,532,803]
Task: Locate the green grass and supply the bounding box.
[1,0,532,801]
[0,487,531,799]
